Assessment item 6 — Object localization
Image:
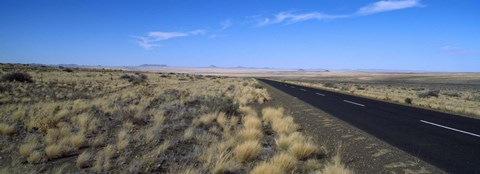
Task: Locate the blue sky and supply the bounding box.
[1,0,479,72]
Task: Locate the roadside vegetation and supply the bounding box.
[279,79,480,117]
[0,64,351,173]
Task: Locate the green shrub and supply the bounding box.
[203,96,239,116]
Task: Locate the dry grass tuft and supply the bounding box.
[27,151,43,164]
[44,128,61,145]
[70,133,85,149]
[239,128,263,141]
[19,142,37,158]
[199,138,239,173]
[154,140,170,156]
[250,161,284,174]
[198,113,217,126]
[243,115,262,130]
[103,145,116,158]
[173,166,199,174]
[92,134,106,147]
[234,140,262,162]
[276,132,305,151]
[77,113,90,131]
[93,152,105,172]
[153,113,165,128]
[76,151,92,168]
[261,107,284,123]
[117,129,129,150]
[305,159,322,171]
[216,112,228,128]
[271,116,298,135]
[288,141,318,160]
[239,106,258,117]
[0,123,15,135]
[45,144,64,159]
[183,127,194,140]
[270,153,297,172]
[317,155,353,174]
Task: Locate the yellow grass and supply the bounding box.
[198,113,217,126]
[76,151,91,168]
[317,154,353,174]
[250,161,283,174]
[183,127,194,140]
[0,65,347,173]
[117,129,129,150]
[19,142,37,158]
[276,132,306,151]
[216,112,228,128]
[239,128,264,141]
[261,107,284,124]
[271,116,299,135]
[70,133,85,149]
[288,141,318,160]
[234,140,262,162]
[243,115,262,130]
[270,153,297,171]
[27,151,43,164]
[0,123,15,135]
[45,144,64,159]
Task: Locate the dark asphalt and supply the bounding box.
[259,79,480,174]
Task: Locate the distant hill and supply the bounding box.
[139,64,168,67]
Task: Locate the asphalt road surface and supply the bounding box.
[259,79,480,174]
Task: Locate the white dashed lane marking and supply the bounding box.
[343,100,365,107]
[420,120,480,138]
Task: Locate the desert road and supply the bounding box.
[259,79,480,174]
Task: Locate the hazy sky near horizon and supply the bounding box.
[1,0,479,71]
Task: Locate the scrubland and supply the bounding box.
[0,64,351,173]
[275,74,480,118]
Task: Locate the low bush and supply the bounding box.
[63,68,74,72]
[404,98,412,104]
[323,83,336,88]
[120,74,147,85]
[417,90,440,98]
[1,72,34,83]
[442,92,461,97]
[203,96,239,115]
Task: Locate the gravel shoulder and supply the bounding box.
[260,80,445,174]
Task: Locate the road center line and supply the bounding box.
[420,120,480,138]
[315,93,325,96]
[343,100,365,107]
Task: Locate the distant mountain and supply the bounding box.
[139,64,167,67]
[57,64,80,67]
[209,65,217,68]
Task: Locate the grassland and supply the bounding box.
[0,64,351,173]
[269,72,480,118]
